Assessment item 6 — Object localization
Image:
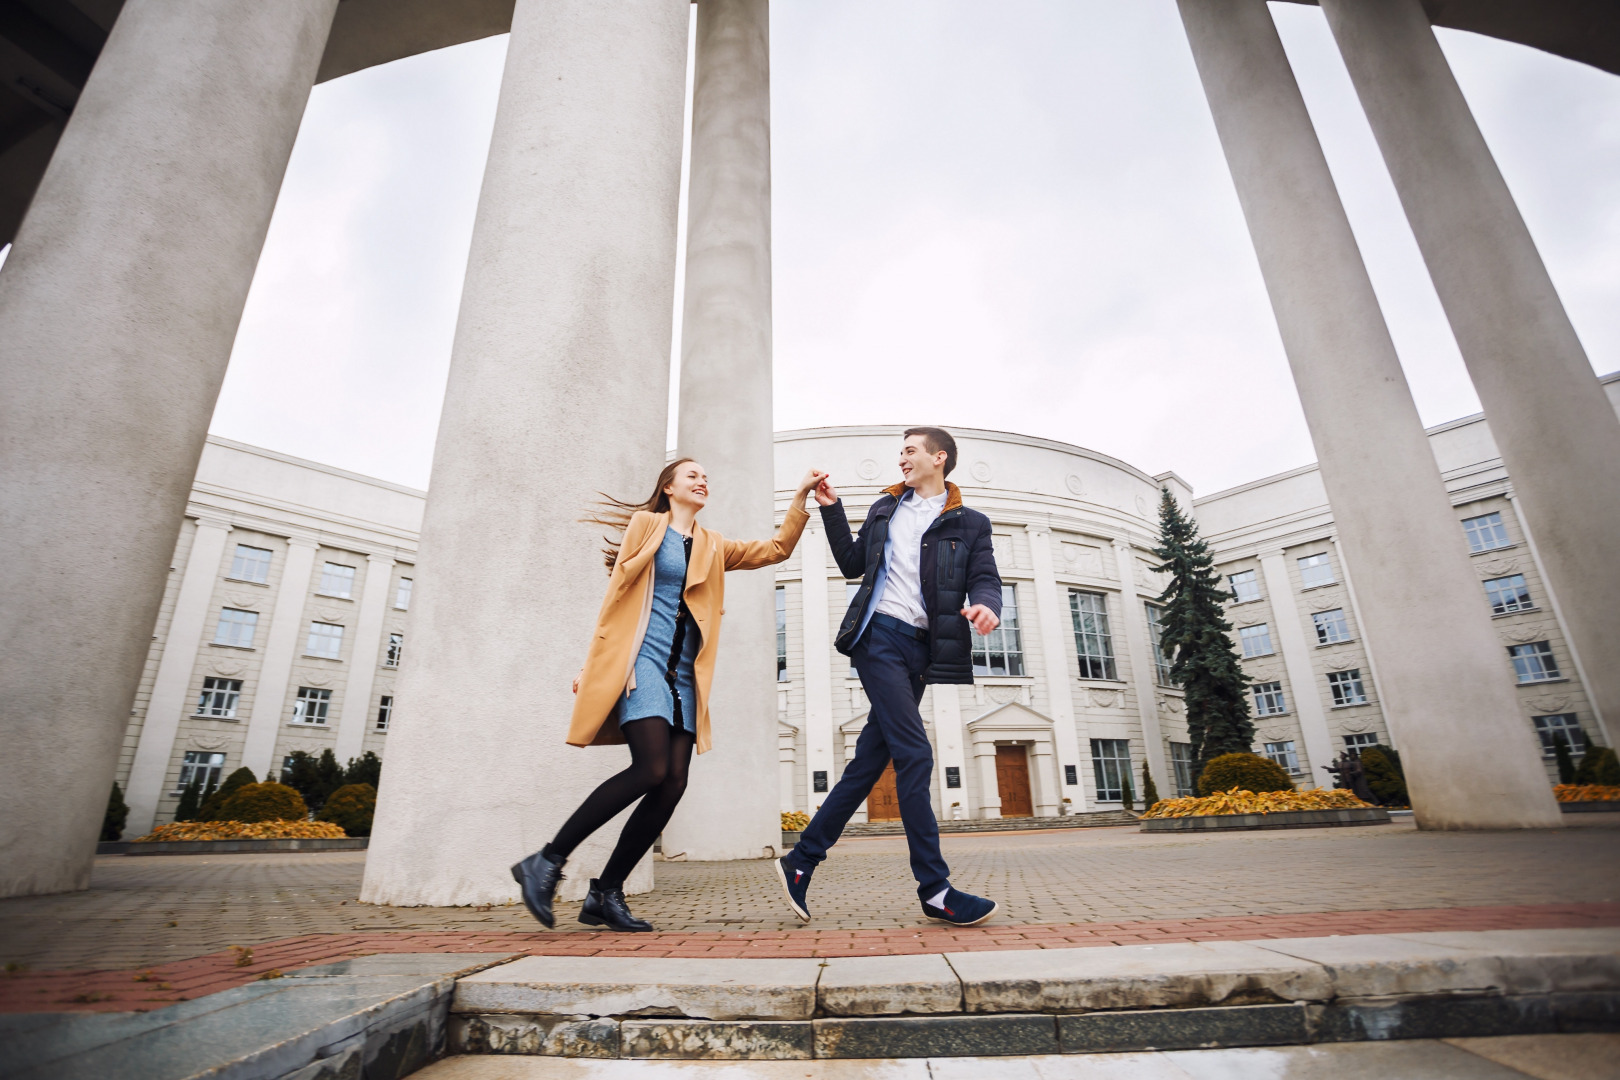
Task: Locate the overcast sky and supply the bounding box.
[213,0,1620,497]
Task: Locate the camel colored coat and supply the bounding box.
[567,503,809,755]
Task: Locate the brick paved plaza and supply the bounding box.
[3,819,1617,1013]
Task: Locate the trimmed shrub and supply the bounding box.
[317,783,377,837]
[219,782,308,823]
[1575,746,1620,787]
[1140,762,1160,811]
[1120,764,1136,811]
[199,767,256,822]
[103,782,129,841]
[1359,747,1408,807]
[1196,752,1294,797]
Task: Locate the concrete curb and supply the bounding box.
[447,928,1620,1060]
[1140,807,1391,831]
[1561,802,1620,813]
[0,953,515,1080]
[120,838,370,856]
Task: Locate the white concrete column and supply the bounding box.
[778,722,799,814]
[1320,0,1620,740]
[1258,551,1336,778]
[930,685,971,818]
[1027,529,1087,809]
[1111,539,1170,790]
[666,0,777,862]
[1176,0,1559,829]
[332,554,394,766]
[973,741,1002,820]
[362,0,690,907]
[124,517,233,837]
[240,535,321,781]
[0,0,339,897]
[799,525,838,812]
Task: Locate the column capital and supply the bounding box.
[366,552,397,566]
[1256,547,1288,562]
[192,513,233,532]
[284,533,321,550]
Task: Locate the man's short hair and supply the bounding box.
[904,426,958,478]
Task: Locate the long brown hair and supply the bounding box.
[584,457,696,572]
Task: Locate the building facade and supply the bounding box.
[120,378,1617,834]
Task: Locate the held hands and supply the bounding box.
[796,468,832,508]
[813,475,839,507]
[962,604,1000,636]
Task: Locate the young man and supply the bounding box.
[775,427,1003,926]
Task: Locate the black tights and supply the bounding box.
[546,717,694,889]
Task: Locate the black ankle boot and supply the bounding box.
[510,848,565,929]
[580,878,653,932]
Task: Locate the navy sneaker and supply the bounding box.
[774,855,813,922]
[921,887,999,927]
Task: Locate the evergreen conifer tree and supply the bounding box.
[103,782,129,841]
[1553,734,1576,785]
[1140,761,1160,810]
[1119,763,1134,811]
[344,751,383,789]
[1151,488,1255,776]
[174,777,202,822]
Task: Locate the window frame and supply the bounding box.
[394,577,413,610]
[1296,552,1336,589]
[376,694,393,731]
[292,686,332,725]
[1089,738,1132,802]
[1312,608,1351,645]
[1462,511,1512,553]
[195,676,243,718]
[973,584,1025,677]
[228,544,273,584]
[1169,742,1195,797]
[1238,623,1274,658]
[776,585,788,682]
[1532,713,1588,758]
[1327,669,1369,706]
[1069,589,1118,681]
[317,561,357,599]
[1144,603,1176,686]
[1263,740,1300,774]
[1508,640,1561,683]
[177,750,225,793]
[385,632,403,669]
[305,621,345,660]
[1483,574,1534,616]
[1227,569,1261,604]
[213,607,259,649]
[1342,732,1379,755]
[1251,680,1288,716]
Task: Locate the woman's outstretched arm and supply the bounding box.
[721,468,824,571]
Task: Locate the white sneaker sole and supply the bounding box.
[925,900,1000,927]
[774,859,811,923]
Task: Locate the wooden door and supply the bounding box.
[995,745,1033,818]
[867,763,902,821]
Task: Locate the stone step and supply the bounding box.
[448,928,1620,1060]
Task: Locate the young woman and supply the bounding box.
[511,458,825,931]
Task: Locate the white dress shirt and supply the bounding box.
[874,489,948,628]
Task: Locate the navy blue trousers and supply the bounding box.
[791,616,950,898]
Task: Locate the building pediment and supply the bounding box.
[967,701,1055,732]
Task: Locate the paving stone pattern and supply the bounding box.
[2,820,1615,1015]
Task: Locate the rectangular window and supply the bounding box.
[1090,739,1131,802]
[776,586,788,682]
[292,686,332,725]
[1069,590,1117,680]
[195,677,242,718]
[306,622,344,660]
[1251,680,1287,716]
[1228,569,1260,603]
[1328,669,1369,706]
[1145,604,1175,685]
[1484,574,1534,615]
[1297,553,1336,589]
[1170,742,1195,797]
[1343,732,1379,755]
[318,561,356,598]
[178,750,225,792]
[229,544,272,584]
[1263,740,1300,774]
[1532,714,1588,758]
[1312,608,1351,644]
[1509,641,1560,683]
[973,585,1025,677]
[1238,624,1274,658]
[376,695,393,731]
[1462,511,1511,553]
[394,577,413,610]
[213,607,258,648]
[385,632,403,668]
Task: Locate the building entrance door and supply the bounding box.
[995,745,1033,817]
[867,763,902,821]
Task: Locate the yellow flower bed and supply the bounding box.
[1141,787,1373,819]
[781,811,810,832]
[1554,784,1620,803]
[133,820,348,842]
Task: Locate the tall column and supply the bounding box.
[1111,538,1170,790]
[1320,0,1620,738]
[240,535,320,780]
[362,0,690,907]
[0,0,340,897]
[666,0,777,862]
[1176,0,1560,829]
[332,554,394,765]
[799,524,838,811]
[930,685,970,818]
[124,517,233,837]
[1028,529,1086,808]
[1258,551,1336,777]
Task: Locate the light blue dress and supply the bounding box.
[620,527,700,734]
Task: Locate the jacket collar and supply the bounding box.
[881,480,963,514]
[622,511,713,590]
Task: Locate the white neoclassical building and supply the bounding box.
[119,375,1616,836]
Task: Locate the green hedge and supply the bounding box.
[1196,752,1295,797]
[316,783,377,837]
[218,782,308,823]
